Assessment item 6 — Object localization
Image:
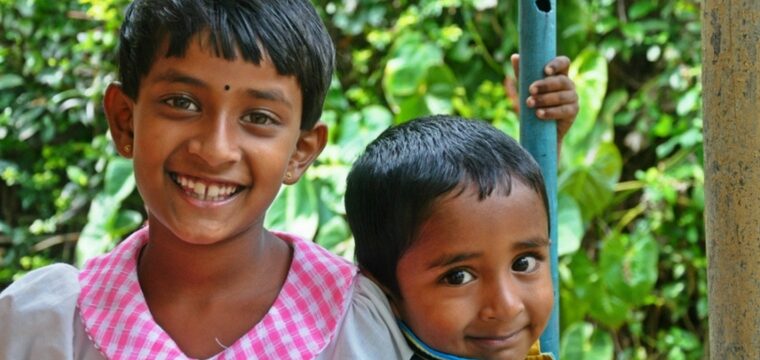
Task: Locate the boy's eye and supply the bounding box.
[512,255,539,273]
[441,269,475,285]
[241,112,277,125]
[163,96,199,111]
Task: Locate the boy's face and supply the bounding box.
[395,182,552,360]
[105,36,325,245]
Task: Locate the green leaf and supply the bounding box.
[104,157,135,202]
[600,232,659,305]
[66,165,88,187]
[560,322,615,360]
[0,74,23,90]
[76,194,117,266]
[383,31,444,113]
[111,210,143,238]
[423,64,457,114]
[629,0,658,20]
[558,194,584,256]
[265,179,319,239]
[560,142,622,220]
[565,48,609,150]
[315,216,351,253]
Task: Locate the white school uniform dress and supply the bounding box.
[0,227,413,359]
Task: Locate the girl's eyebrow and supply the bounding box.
[153,69,206,87]
[152,70,294,109]
[244,88,293,110]
[427,252,481,270]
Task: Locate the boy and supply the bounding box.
[345,115,554,359]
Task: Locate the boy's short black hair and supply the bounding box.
[345,115,549,298]
[118,0,334,129]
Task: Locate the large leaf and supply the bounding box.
[600,232,659,305]
[557,193,584,256]
[0,74,24,90]
[383,31,443,110]
[560,322,615,360]
[265,179,319,239]
[75,158,138,266]
[336,105,393,162]
[104,157,136,201]
[560,142,622,221]
[564,48,608,149]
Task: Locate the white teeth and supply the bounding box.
[194,182,206,196]
[174,174,238,201]
[207,185,220,198]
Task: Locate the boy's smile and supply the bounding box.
[395,182,553,360]
[105,35,324,246]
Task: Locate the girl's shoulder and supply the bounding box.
[0,263,101,359]
[0,263,81,308]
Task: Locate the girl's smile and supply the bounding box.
[169,172,244,203]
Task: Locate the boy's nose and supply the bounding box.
[187,116,243,166]
[478,277,525,322]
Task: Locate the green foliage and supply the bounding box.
[0,0,705,357]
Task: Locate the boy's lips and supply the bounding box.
[169,172,244,202]
[465,325,528,351]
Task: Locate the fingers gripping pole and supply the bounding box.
[518,0,559,358]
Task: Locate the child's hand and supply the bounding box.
[509,54,578,143]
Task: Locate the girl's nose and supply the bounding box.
[478,277,525,321]
[187,115,242,167]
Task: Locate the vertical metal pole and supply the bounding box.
[703,0,760,358]
[518,0,558,357]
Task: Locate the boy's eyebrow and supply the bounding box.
[513,237,551,250]
[152,70,293,109]
[427,252,481,269]
[426,237,550,269]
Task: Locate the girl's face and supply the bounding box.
[395,182,553,360]
[105,36,324,246]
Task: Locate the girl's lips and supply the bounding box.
[169,172,244,202]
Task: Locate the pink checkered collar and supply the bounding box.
[78,226,357,359]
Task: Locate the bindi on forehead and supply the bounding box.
[224,84,230,91]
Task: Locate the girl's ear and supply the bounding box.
[283,122,327,185]
[103,82,135,158]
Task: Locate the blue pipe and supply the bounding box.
[518,0,559,358]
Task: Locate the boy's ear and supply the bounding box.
[283,122,327,185]
[103,82,135,158]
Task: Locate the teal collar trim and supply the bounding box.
[397,321,477,360]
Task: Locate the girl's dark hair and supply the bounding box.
[345,115,549,298]
[118,0,334,129]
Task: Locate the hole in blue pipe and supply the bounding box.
[536,0,551,12]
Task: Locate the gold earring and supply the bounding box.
[285,172,293,180]
[123,144,132,153]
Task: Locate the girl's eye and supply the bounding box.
[163,96,199,111]
[512,255,539,273]
[241,112,277,125]
[441,269,475,286]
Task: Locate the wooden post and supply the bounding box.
[518,0,558,357]
[703,1,760,358]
